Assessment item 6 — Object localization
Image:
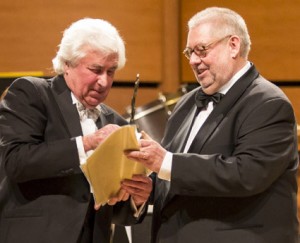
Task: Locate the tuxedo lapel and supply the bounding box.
[189,65,259,152]
[169,105,198,153]
[50,76,82,138]
[160,93,198,206]
[50,76,120,136]
[162,90,199,152]
[188,106,224,152]
[97,104,116,128]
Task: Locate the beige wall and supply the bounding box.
[180,0,300,82]
[1,0,300,115]
[0,0,163,82]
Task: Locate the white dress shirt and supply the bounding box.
[71,93,144,217]
[71,93,101,164]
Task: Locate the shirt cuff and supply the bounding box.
[158,151,172,181]
[130,197,146,218]
[75,136,88,165]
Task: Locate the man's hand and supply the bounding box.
[121,174,152,207]
[125,132,167,173]
[94,175,152,210]
[83,124,120,152]
[94,188,130,210]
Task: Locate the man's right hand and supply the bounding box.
[83,124,120,152]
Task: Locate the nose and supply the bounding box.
[189,52,202,65]
[96,73,109,87]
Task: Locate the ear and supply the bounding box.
[63,61,70,75]
[229,35,241,59]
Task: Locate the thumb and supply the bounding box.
[140,131,152,140]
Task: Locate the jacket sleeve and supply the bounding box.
[170,95,298,198]
[0,78,80,183]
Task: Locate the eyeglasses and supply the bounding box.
[183,35,232,60]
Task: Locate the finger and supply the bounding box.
[140,139,153,147]
[104,124,120,130]
[107,197,118,205]
[125,174,152,185]
[124,150,140,159]
[140,151,148,160]
[94,204,101,210]
[121,192,130,201]
[108,191,130,205]
[122,178,152,193]
[99,124,120,135]
[117,188,128,199]
[140,131,153,140]
[132,195,148,206]
[125,151,148,162]
[122,183,149,197]
[108,124,120,132]
[131,174,152,183]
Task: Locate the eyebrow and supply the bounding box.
[188,41,208,50]
[88,64,118,70]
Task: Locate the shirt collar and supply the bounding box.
[219,61,251,95]
[71,93,101,112]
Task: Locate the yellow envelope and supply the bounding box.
[80,125,146,205]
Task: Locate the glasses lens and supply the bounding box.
[183,46,207,59]
[194,46,206,58]
[183,48,191,59]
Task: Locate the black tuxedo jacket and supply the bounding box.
[152,65,299,243]
[0,76,140,243]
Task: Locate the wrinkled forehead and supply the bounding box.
[187,21,224,47]
[187,23,213,47]
[74,48,119,67]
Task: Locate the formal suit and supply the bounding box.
[0,75,142,243]
[152,65,299,242]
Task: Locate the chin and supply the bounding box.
[84,98,102,108]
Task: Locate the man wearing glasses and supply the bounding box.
[124,7,299,243]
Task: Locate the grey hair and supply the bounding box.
[188,7,251,58]
[52,18,126,74]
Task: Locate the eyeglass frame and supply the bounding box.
[183,35,232,60]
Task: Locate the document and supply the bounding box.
[80,125,147,205]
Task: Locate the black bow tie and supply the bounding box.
[195,89,224,109]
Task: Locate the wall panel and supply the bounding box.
[180,0,300,82]
[281,87,300,123]
[1,1,300,114]
[0,0,162,82]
